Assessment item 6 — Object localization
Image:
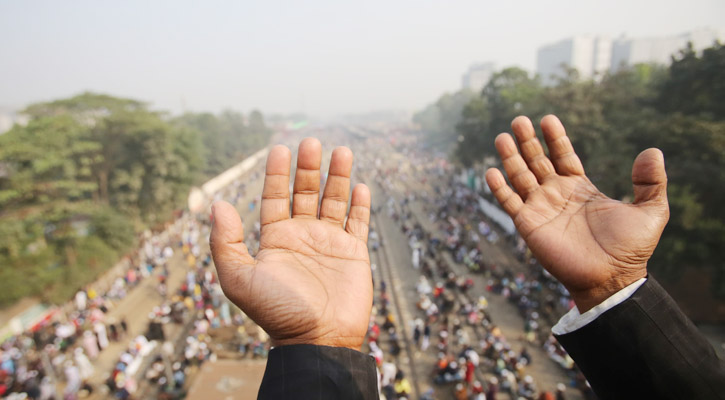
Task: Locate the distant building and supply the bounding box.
[0,108,27,134]
[536,35,612,85]
[537,28,725,85]
[462,62,496,93]
[0,112,13,134]
[611,28,725,72]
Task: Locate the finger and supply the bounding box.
[261,145,291,227]
[494,133,540,200]
[320,146,353,226]
[485,168,524,217]
[540,115,585,176]
[632,148,668,208]
[210,201,254,280]
[292,137,322,219]
[345,183,371,243]
[511,116,556,182]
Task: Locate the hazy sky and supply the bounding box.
[1,0,723,117]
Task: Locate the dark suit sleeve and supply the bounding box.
[555,277,725,400]
[257,344,379,400]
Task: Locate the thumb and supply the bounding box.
[632,148,669,210]
[209,201,255,284]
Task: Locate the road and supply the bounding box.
[352,131,585,399]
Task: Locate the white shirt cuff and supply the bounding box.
[552,278,647,335]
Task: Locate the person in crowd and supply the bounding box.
[393,370,412,399]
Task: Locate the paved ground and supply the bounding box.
[186,359,267,400]
[87,248,190,388]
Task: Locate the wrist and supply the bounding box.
[569,269,647,313]
[272,335,364,351]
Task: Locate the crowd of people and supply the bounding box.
[122,237,268,400]
[102,174,271,400]
[358,140,593,400]
[0,170,271,400]
[2,135,662,400]
[0,219,183,399]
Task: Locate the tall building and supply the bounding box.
[537,28,725,85]
[611,28,725,72]
[461,62,496,93]
[536,35,612,85]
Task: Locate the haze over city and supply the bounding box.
[2,1,725,399]
[1,0,724,117]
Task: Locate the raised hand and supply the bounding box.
[485,115,670,312]
[210,138,372,350]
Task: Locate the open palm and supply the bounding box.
[210,138,372,350]
[486,116,669,311]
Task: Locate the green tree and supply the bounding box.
[635,114,725,294]
[455,67,542,166]
[656,42,725,118]
[173,109,271,177]
[413,89,475,150]
[174,112,223,175]
[0,92,213,307]
[454,97,491,166]
[0,115,99,210]
[0,92,274,308]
